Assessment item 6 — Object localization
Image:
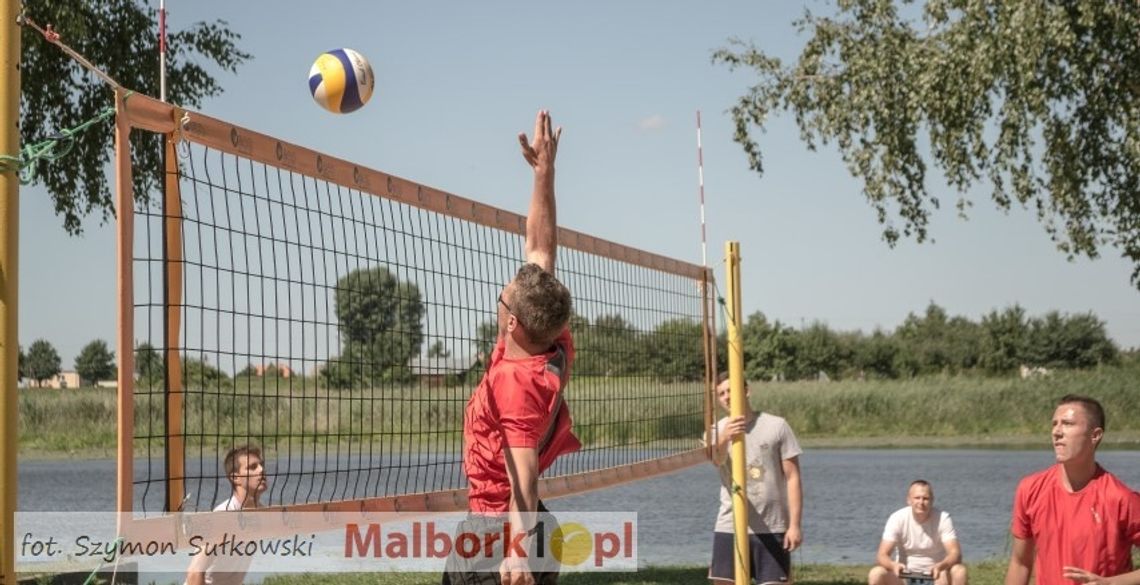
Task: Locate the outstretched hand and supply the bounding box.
[518,109,561,173]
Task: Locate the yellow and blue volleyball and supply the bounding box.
[308,48,374,114]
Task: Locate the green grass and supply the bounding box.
[39,552,1140,585]
[18,360,1140,457]
[18,376,705,457]
[251,561,1012,585]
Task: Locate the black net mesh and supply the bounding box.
[129,131,709,514]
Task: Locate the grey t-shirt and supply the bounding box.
[712,412,802,534]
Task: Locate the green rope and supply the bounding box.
[0,105,117,184]
[80,536,123,585]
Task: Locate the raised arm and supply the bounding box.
[518,110,561,274]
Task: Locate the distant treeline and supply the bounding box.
[743,302,1118,381]
[127,299,1121,388]
[571,302,1121,382]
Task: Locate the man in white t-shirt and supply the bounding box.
[869,480,967,585]
[186,445,269,585]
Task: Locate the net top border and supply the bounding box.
[119,91,713,283]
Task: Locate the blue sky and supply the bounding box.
[18,0,1140,366]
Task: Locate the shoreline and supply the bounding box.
[19,433,1140,461]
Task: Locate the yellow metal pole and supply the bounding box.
[0,0,20,582]
[724,241,748,585]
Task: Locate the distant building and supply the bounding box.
[28,371,82,389]
[408,355,482,386]
[254,363,293,378]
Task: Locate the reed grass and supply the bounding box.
[752,361,1140,440]
[19,376,704,455]
[19,361,1139,456]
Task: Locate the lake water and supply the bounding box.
[18,448,1140,569]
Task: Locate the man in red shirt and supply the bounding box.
[444,109,579,585]
[1005,394,1140,585]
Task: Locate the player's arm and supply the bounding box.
[502,445,540,585]
[1004,536,1035,585]
[876,538,905,575]
[709,416,746,466]
[518,109,561,274]
[782,455,802,551]
[1062,567,1140,585]
[185,547,211,585]
[932,539,962,579]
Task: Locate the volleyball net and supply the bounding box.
[114,89,717,526]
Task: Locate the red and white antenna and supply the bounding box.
[159,0,167,101]
[696,110,708,268]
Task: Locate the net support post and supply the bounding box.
[162,133,185,513]
[0,1,19,581]
[115,88,137,529]
[724,241,748,585]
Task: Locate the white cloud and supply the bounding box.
[637,115,666,131]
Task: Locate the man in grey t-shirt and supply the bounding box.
[706,374,803,584]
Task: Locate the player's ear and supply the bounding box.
[1091,426,1103,447]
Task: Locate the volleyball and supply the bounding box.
[308,48,374,114]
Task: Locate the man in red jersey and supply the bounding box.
[1005,395,1140,585]
[443,109,579,585]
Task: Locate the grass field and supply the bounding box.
[252,561,1013,585]
[252,550,1140,585]
[18,360,1140,457]
[28,561,1014,585]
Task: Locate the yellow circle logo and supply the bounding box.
[551,523,592,566]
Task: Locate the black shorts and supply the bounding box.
[441,502,560,585]
[708,531,790,584]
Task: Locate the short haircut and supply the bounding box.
[715,372,748,388]
[909,479,932,493]
[224,444,262,486]
[510,263,571,347]
[1058,394,1106,431]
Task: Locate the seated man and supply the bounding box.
[869,480,967,585]
[186,444,268,585]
